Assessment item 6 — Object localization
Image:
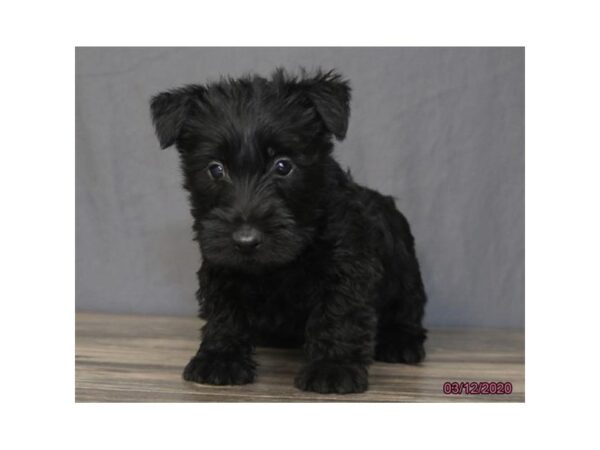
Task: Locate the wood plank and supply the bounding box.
[76,312,524,402]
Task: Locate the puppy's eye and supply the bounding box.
[207,161,225,180]
[274,158,293,176]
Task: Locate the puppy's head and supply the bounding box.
[150,68,350,270]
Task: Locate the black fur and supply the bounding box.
[150,68,427,394]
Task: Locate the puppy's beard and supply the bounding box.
[198,227,312,271]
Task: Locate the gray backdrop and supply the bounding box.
[76,47,524,328]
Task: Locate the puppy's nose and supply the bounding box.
[232,225,262,251]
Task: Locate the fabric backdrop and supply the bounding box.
[76,47,524,328]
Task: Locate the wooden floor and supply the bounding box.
[76,312,525,402]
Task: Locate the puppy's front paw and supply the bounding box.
[294,362,368,394]
[183,352,256,385]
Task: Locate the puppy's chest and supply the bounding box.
[246,263,323,325]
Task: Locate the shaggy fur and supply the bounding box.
[150,68,427,394]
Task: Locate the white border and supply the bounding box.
[2,1,600,449]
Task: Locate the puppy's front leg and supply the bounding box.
[295,268,378,394]
[183,287,255,385]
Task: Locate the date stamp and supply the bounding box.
[442,381,513,395]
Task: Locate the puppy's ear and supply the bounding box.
[149,85,204,149]
[300,70,351,140]
[273,68,351,140]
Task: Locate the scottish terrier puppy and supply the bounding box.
[150,68,427,394]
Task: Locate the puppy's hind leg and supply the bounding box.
[375,209,427,364]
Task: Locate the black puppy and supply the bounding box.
[150,69,427,394]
